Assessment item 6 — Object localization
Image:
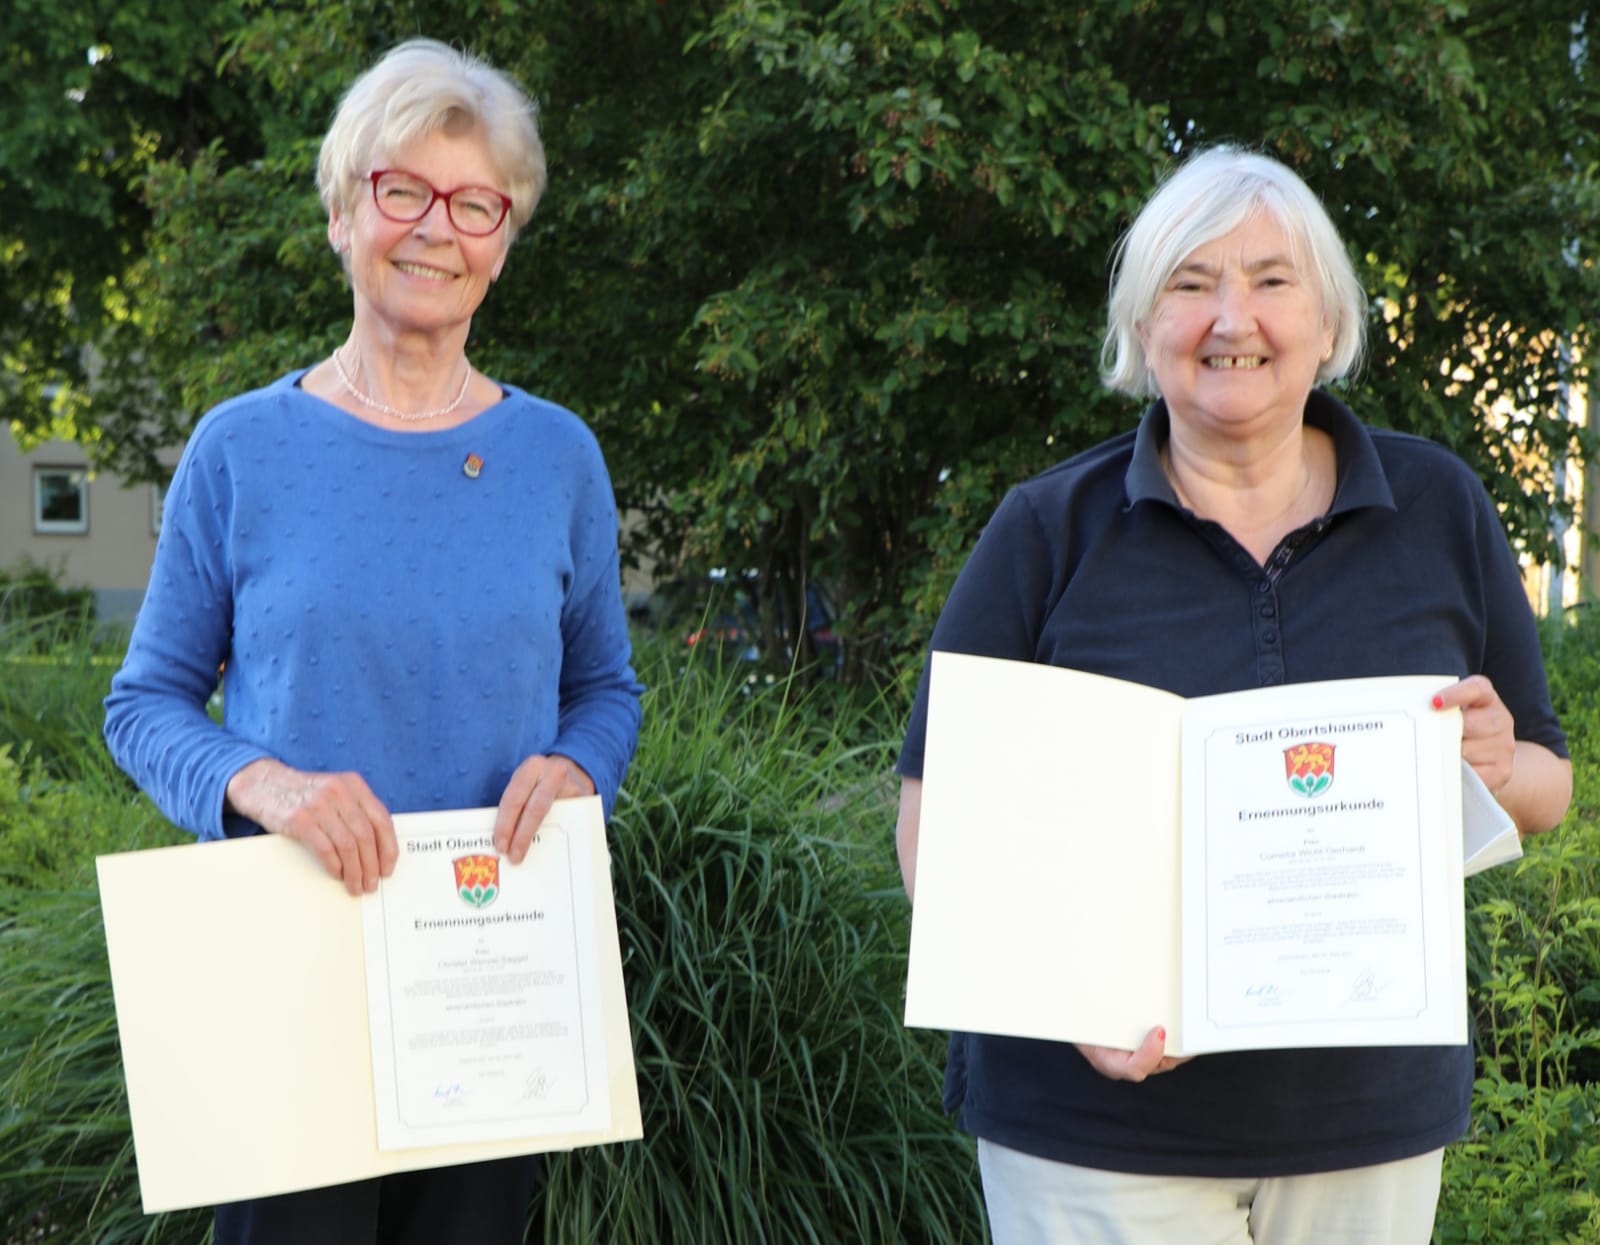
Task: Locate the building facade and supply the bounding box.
[1,434,170,624]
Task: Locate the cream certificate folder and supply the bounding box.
[96,797,641,1214]
[904,652,1478,1057]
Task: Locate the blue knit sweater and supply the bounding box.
[105,371,643,838]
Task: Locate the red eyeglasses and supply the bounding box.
[368,170,512,236]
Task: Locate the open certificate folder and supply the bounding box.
[97,797,641,1214]
[903,653,1514,1056]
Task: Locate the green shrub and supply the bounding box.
[0,557,96,651]
[0,646,981,1243]
[0,891,211,1245]
[532,649,981,1240]
[0,745,183,889]
[0,748,190,1239]
[1432,608,1600,1242]
[1441,832,1600,1240]
[6,618,1598,1243]
[0,599,125,786]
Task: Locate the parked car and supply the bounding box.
[676,574,841,675]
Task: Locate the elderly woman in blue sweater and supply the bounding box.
[103,38,642,1245]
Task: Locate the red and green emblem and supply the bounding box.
[1284,742,1335,798]
[453,854,499,908]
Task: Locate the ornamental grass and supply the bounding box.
[0,630,982,1242]
[5,613,1600,1242]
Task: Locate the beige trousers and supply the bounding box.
[977,1139,1445,1245]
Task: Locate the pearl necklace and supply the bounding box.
[332,345,472,423]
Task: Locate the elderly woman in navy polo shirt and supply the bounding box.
[893,146,1571,1245]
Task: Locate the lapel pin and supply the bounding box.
[462,453,484,479]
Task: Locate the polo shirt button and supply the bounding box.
[1264,630,1278,644]
[1256,581,1270,594]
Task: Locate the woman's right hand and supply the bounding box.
[1075,1026,1192,1082]
[225,758,397,896]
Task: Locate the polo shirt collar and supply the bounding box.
[1125,390,1398,516]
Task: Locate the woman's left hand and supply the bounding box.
[493,754,596,864]
[1433,675,1515,794]
[1075,1027,1192,1082]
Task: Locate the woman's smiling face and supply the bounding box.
[330,126,511,340]
[1139,210,1334,439]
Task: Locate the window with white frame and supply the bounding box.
[33,467,89,535]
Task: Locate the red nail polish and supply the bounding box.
[1431,694,1444,709]
[1155,1027,1167,1042]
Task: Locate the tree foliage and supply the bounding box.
[6,0,1597,681]
[0,0,256,443]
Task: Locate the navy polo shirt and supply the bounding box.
[898,391,1567,1177]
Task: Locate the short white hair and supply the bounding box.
[316,38,547,240]
[1100,146,1367,396]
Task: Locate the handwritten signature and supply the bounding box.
[433,1083,465,1105]
[1347,971,1383,1003]
[520,1068,553,1103]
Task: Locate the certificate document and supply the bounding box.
[363,809,612,1149]
[904,653,1472,1055]
[1177,682,1464,1052]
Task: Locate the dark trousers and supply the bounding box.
[213,1155,541,1245]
